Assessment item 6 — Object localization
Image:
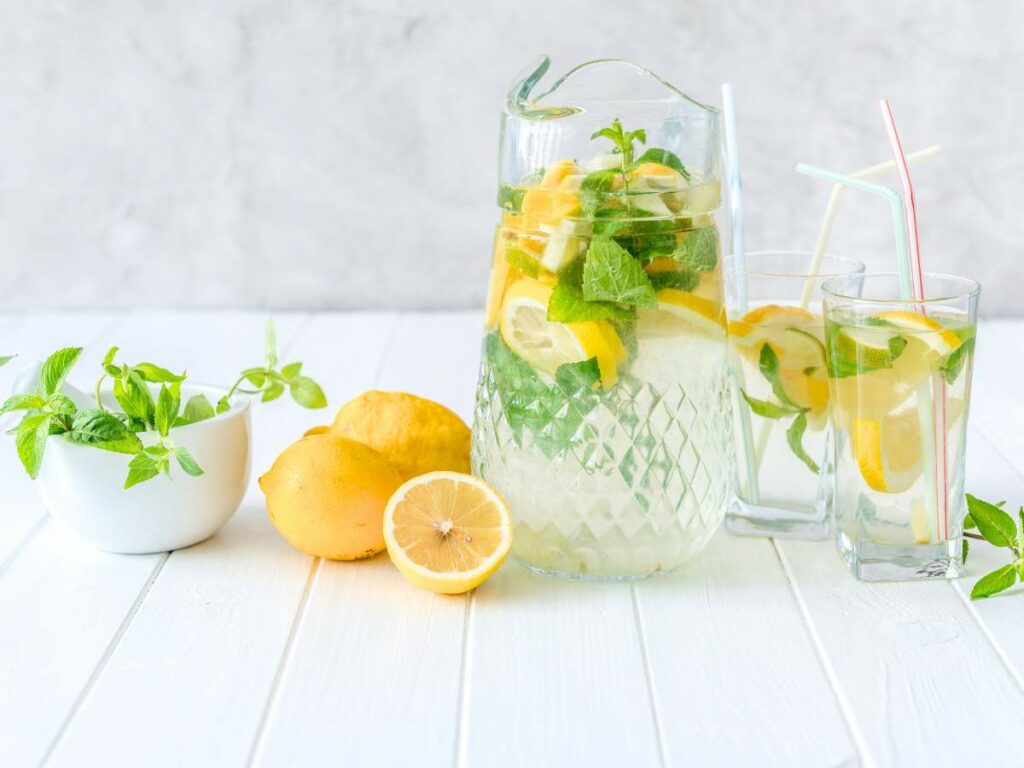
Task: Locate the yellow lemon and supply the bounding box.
[638,289,726,338]
[499,278,620,388]
[259,434,404,560]
[485,241,512,330]
[384,471,512,594]
[850,407,923,495]
[521,160,581,229]
[303,425,329,437]
[330,391,471,481]
[874,310,962,356]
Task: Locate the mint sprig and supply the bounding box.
[1,319,327,489]
[963,493,1024,599]
[582,237,656,308]
[218,319,327,412]
[740,344,819,474]
[591,118,646,167]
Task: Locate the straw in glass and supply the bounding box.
[880,99,949,543]
[721,82,760,502]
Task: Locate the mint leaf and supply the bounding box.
[966,493,1018,548]
[554,358,601,396]
[583,237,656,308]
[174,446,204,477]
[580,170,620,218]
[0,393,46,416]
[591,207,631,236]
[825,323,908,379]
[0,355,14,367]
[591,118,646,166]
[133,363,185,383]
[16,412,52,478]
[759,344,801,410]
[125,450,164,489]
[155,385,178,437]
[176,394,216,426]
[971,564,1019,600]
[114,370,156,427]
[289,376,327,409]
[242,367,268,388]
[265,318,278,369]
[497,183,527,213]
[547,282,634,323]
[940,337,974,385]
[216,396,231,415]
[962,538,970,565]
[673,228,718,272]
[786,412,820,474]
[740,389,803,419]
[505,246,541,278]
[964,512,977,530]
[647,268,700,292]
[68,410,143,454]
[280,362,302,381]
[262,381,285,402]
[633,148,690,181]
[46,393,77,416]
[39,347,83,398]
[102,346,119,367]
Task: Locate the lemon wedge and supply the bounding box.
[384,471,513,594]
[639,289,726,338]
[873,310,962,356]
[851,407,923,494]
[499,278,620,387]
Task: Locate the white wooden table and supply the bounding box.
[1,311,1022,768]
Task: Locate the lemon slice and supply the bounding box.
[499,278,619,387]
[873,311,962,356]
[639,289,726,338]
[383,471,513,594]
[851,405,923,494]
[484,243,512,330]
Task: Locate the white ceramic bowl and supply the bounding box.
[35,384,252,554]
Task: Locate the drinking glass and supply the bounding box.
[822,272,979,580]
[471,57,732,579]
[725,252,864,540]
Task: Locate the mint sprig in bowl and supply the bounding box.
[1,321,326,554]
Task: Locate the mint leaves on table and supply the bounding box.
[963,493,1024,599]
[1,319,327,489]
[740,344,819,474]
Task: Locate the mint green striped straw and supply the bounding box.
[795,164,913,300]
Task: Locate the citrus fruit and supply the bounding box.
[330,391,470,481]
[303,425,329,437]
[638,289,726,338]
[521,160,581,229]
[259,434,403,560]
[873,310,962,356]
[383,471,512,594]
[850,406,923,494]
[499,278,620,387]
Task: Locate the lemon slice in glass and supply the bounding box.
[873,310,962,356]
[639,289,726,338]
[383,471,513,595]
[499,278,620,387]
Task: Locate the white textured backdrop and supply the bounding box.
[0,0,1020,313]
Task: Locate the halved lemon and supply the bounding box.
[873,311,962,356]
[383,471,513,594]
[499,278,620,387]
[639,289,726,338]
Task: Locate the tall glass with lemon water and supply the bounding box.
[725,253,864,539]
[471,57,733,579]
[822,273,979,580]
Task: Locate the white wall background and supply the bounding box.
[0,0,1020,314]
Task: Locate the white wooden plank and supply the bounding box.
[775,534,1024,767]
[0,313,120,566]
[635,532,857,767]
[464,569,661,767]
[46,312,398,767]
[254,311,478,767]
[0,525,163,766]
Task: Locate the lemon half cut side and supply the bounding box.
[384,472,513,595]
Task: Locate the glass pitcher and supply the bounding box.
[471,57,732,580]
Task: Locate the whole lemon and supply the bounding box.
[329,391,470,480]
[259,434,403,560]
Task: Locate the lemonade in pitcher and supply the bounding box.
[471,58,732,579]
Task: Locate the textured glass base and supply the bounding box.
[515,556,686,582]
[725,497,830,541]
[838,530,963,581]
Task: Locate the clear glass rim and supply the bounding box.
[726,251,866,279]
[822,271,982,304]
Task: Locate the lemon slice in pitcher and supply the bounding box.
[384,472,513,594]
[499,278,619,387]
[638,289,726,338]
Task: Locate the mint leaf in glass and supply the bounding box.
[673,227,718,272]
[940,336,974,385]
[583,237,656,308]
[786,412,820,474]
[580,169,620,218]
[739,389,802,419]
[547,282,634,324]
[633,148,690,181]
[647,268,700,293]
